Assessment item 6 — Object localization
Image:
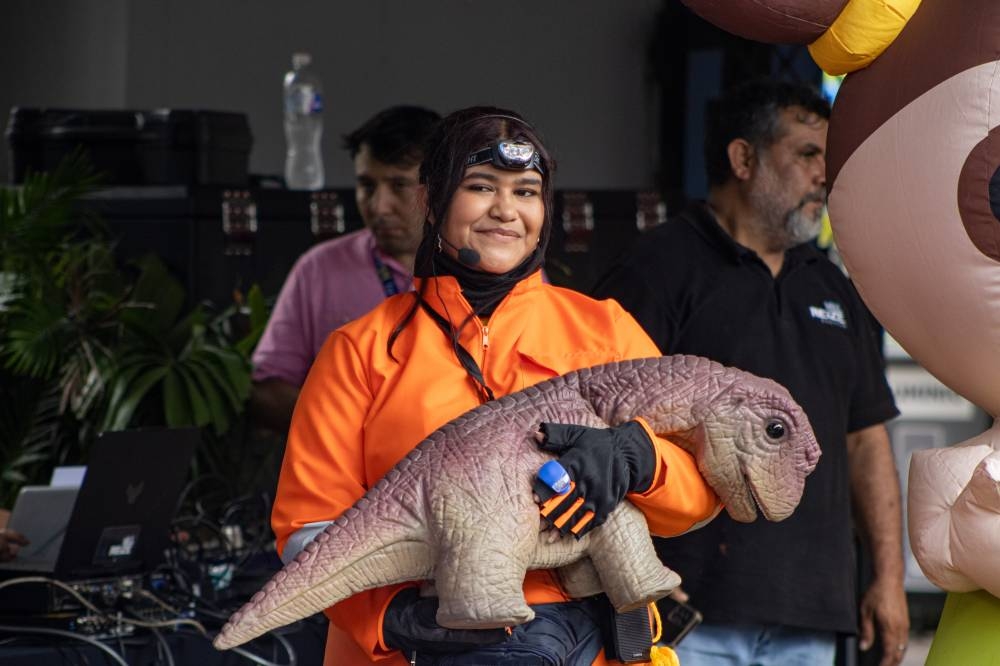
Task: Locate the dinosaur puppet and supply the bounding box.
[214,355,820,650]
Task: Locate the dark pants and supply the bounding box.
[414,599,606,665]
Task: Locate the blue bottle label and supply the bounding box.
[310,92,324,114]
[286,87,323,116]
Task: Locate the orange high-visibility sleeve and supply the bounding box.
[631,417,721,536]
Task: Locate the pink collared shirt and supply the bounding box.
[252,228,412,387]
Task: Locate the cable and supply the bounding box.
[56,643,85,666]
[124,615,208,634]
[221,492,274,577]
[229,639,297,666]
[0,624,129,666]
[0,576,209,635]
[269,630,297,666]
[148,627,176,666]
[174,627,297,666]
[170,514,235,561]
[123,597,179,666]
[0,577,273,665]
[188,599,232,621]
[0,576,107,616]
[135,588,181,615]
[174,473,229,516]
[229,645,288,666]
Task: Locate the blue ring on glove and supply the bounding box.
[537,460,571,494]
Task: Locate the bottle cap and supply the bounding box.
[292,52,312,69]
[537,460,571,494]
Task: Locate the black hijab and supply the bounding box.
[416,239,544,317]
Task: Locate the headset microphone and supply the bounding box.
[439,234,482,267]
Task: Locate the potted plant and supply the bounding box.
[0,154,267,509]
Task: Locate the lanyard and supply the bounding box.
[371,248,400,297]
[417,296,495,404]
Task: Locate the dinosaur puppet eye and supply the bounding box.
[765,420,786,440]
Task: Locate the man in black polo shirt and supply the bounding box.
[594,80,909,666]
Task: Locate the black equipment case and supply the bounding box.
[5,108,253,186]
[78,186,658,309]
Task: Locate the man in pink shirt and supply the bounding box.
[251,106,440,432]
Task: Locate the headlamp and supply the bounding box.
[467,140,544,175]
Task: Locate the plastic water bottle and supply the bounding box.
[283,52,324,190]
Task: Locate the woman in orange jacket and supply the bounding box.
[271,106,719,665]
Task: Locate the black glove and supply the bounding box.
[532,421,655,538]
[382,587,509,656]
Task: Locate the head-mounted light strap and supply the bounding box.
[467,140,544,174]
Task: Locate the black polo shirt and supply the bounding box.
[593,202,898,634]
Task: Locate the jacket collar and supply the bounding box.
[415,270,545,316]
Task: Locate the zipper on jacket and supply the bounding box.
[478,321,492,403]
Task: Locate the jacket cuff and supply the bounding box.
[376,584,423,654]
[629,417,665,497]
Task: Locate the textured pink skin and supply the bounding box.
[214,355,820,650]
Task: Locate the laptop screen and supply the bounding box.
[5,486,80,569]
[53,427,198,579]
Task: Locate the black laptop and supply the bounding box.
[0,427,198,580]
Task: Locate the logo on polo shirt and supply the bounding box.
[809,300,847,328]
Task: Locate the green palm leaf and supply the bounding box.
[186,359,230,435]
[176,364,211,427]
[102,364,169,431]
[1,152,259,505]
[0,150,103,275]
[162,368,193,427]
[203,344,251,404]
[189,354,241,413]
[2,296,71,378]
[120,254,186,339]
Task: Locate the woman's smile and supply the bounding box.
[440,164,545,274]
[475,226,522,240]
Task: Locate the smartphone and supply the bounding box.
[658,597,703,647]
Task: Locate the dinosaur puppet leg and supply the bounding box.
[556,558,606,598]
[584,503,682,612]
[431,512,537,629]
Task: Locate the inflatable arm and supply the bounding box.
[908,429,1000,595]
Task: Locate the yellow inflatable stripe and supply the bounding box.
[808,0,921,75]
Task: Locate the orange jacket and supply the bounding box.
[272,271,719,665]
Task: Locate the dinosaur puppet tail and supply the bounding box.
[213,460,431,650]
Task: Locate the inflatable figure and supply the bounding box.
[681,0,920,74]
[831,5,1000,662]
[826,0,1000,634]
[685,0,1000,662]
[677,0,849,45]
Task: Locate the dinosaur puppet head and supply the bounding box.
[681,374,821,523]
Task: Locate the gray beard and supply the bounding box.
[784,207,823,246]
[754,205,822,253]
[749,168,824,252]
